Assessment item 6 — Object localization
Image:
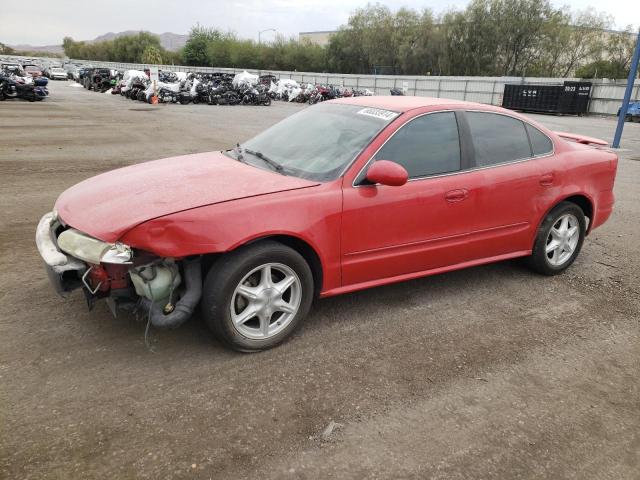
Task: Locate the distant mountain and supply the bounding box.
[9,31,188,55]
[9,43,64,54]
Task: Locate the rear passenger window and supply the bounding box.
[466,112,532,166]
[374,112,461,178]
[525,124,553,156]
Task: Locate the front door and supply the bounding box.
[341,110,477,287]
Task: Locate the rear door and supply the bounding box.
[460,111,549,260]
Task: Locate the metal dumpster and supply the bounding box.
[502,81,592,115]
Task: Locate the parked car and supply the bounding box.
[1,63,24,75]
[45,66,68,80]
[83,68,112,91]
[36,97,618,351]
[617,102,640,122]
[63,63,78,79]
[65,65,78,80]
[77,67,92,83]
[22,64,43,78]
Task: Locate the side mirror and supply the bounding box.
[365,160,409,187]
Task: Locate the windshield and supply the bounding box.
[228,103,397,181]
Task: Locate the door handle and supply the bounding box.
[540,173,555,186]
[445,189,469,203]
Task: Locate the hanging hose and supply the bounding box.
[138,257,202,329]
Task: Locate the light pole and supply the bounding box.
[613,28,640,148]
[258,29,276,44]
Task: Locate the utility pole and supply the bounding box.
[612,29,640,148]
[258,29,276,44]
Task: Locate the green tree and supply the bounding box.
[142,45,163,64]
[183,25,221,66]
[63,32,167,63]
[576,28,639,79]
[575,59,627,79]
[0,42,15,55]
[59,3,622,78]
[556,9,610,77]
[206,32,234,67]
[327,4,427,74]
[606,27,639,75]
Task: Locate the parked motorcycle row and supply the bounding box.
[268,78,374,104]
[74,67,375,106]
[0,63,49,101]
[76,69,273,106]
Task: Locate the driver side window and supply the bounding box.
[373,112,461,178]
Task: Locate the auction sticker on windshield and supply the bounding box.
[356,108,399,121]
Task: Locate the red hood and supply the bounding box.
[55,151,319,242]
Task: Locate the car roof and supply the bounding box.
[327,95,490,113]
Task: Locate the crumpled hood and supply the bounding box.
[55,151,319,242]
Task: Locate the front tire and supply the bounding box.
[201,241,314,351]
[526,201,586,275]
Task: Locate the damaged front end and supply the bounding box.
[35,211,202,329]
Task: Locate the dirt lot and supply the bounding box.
[1,81,639,479]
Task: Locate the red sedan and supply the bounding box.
[23,64,43,78]
[36,97,618,351]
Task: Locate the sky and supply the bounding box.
[3,0,639,46]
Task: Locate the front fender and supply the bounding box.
[120,182,343,293]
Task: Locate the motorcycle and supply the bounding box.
[34,76,49,88]
[128,78,149,100]
[192,82,214,105]
[308,84,337,104]
[157,86,179,103]
[209,84,241,105]
[240,84,271,106]
[0,74,47,101]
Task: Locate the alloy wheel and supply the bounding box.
[545,213,580,266]
[230,263,302,340]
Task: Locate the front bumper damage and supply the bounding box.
[35,211,202,329]
[35,211,87,296]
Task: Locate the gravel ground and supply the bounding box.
[1,81,639,479]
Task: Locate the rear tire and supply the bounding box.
[201,241,314,352]
[526,201,586,275]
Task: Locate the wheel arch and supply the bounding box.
[203,234,324,298]
[534,193,595,249]
[562,194,594,231]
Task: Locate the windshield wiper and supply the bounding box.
[231,143,247,163]
[240,146,283,173]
